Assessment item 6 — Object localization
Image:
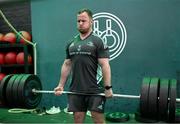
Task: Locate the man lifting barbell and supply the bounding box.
[1,7,179,123]
[53,8,113,123]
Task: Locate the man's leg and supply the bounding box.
[91,111,105,124]
[74,112,86,123]
[87,96,106,123]
[68,95,87,123]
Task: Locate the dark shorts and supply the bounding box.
[67,94,106,113]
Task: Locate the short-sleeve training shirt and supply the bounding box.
[66,32,109,93]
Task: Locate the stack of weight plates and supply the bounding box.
[137,77,177,123]
[0,74,42,108]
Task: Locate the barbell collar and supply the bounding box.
[32,89,140,99]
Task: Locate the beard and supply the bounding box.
[78,28,90,34]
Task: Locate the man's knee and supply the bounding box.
[74,112,86,123]
[91,111,105,123]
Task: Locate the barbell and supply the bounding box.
[32,89,141,99]
[32,89,180,101]
[0,74,179,122]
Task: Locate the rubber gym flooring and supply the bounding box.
[0,107,137,123]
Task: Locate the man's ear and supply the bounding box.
[91,19,93,25]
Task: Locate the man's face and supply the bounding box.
[77,12,92,34]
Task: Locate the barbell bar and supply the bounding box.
[32,89,141,99]
[32,89,180,102]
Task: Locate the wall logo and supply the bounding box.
[93,12,127,61]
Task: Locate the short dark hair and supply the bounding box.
[78,8,93,19]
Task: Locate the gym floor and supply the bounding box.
[2,106,179,123]
[1,107,180,123]
[0,108,137,123]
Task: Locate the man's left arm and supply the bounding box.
[98,58,113,98]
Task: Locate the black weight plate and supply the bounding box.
[11,74,25,107]
[140,77,151,117]
[0,75,13,105]
[18,74,42,108]
[135,111,158,123]
[175,108,180,122]
[18,74,31,107]
[105,112,129,122]
[158,79,169,121]
[6,75,19,107]
[175,108,180,123]
[148,77,160,119]
[17,74,31,108]
[24,78,42,108]
[168,79,177,122]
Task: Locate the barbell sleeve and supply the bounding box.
[32,89,140,99]
[176,98,180,103]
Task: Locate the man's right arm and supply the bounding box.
[54,59,72,95]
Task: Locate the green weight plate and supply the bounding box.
[12,74,25,107]
[158,79,169,121]
[6,75,19,107]
[0,75,13,105]
[148,77,160,119]
[105,112,129,122]
[168,79,177,122]
[18,74,42,108]
[140,77,151,117]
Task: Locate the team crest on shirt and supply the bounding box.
[87,42,94,47]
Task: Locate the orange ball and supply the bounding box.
[19,31,31,44]
[4,52,17,64]
[3,32,16,43]
[0,33,4,41]
[16,52,32,64]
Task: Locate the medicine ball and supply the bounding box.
[0,33,4,42]
[4,52,17,64]
[0,73,6,81]
[16,52,32,64]
[0,53,5,64]
[17,31,31,44]
[3,32,16,43]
